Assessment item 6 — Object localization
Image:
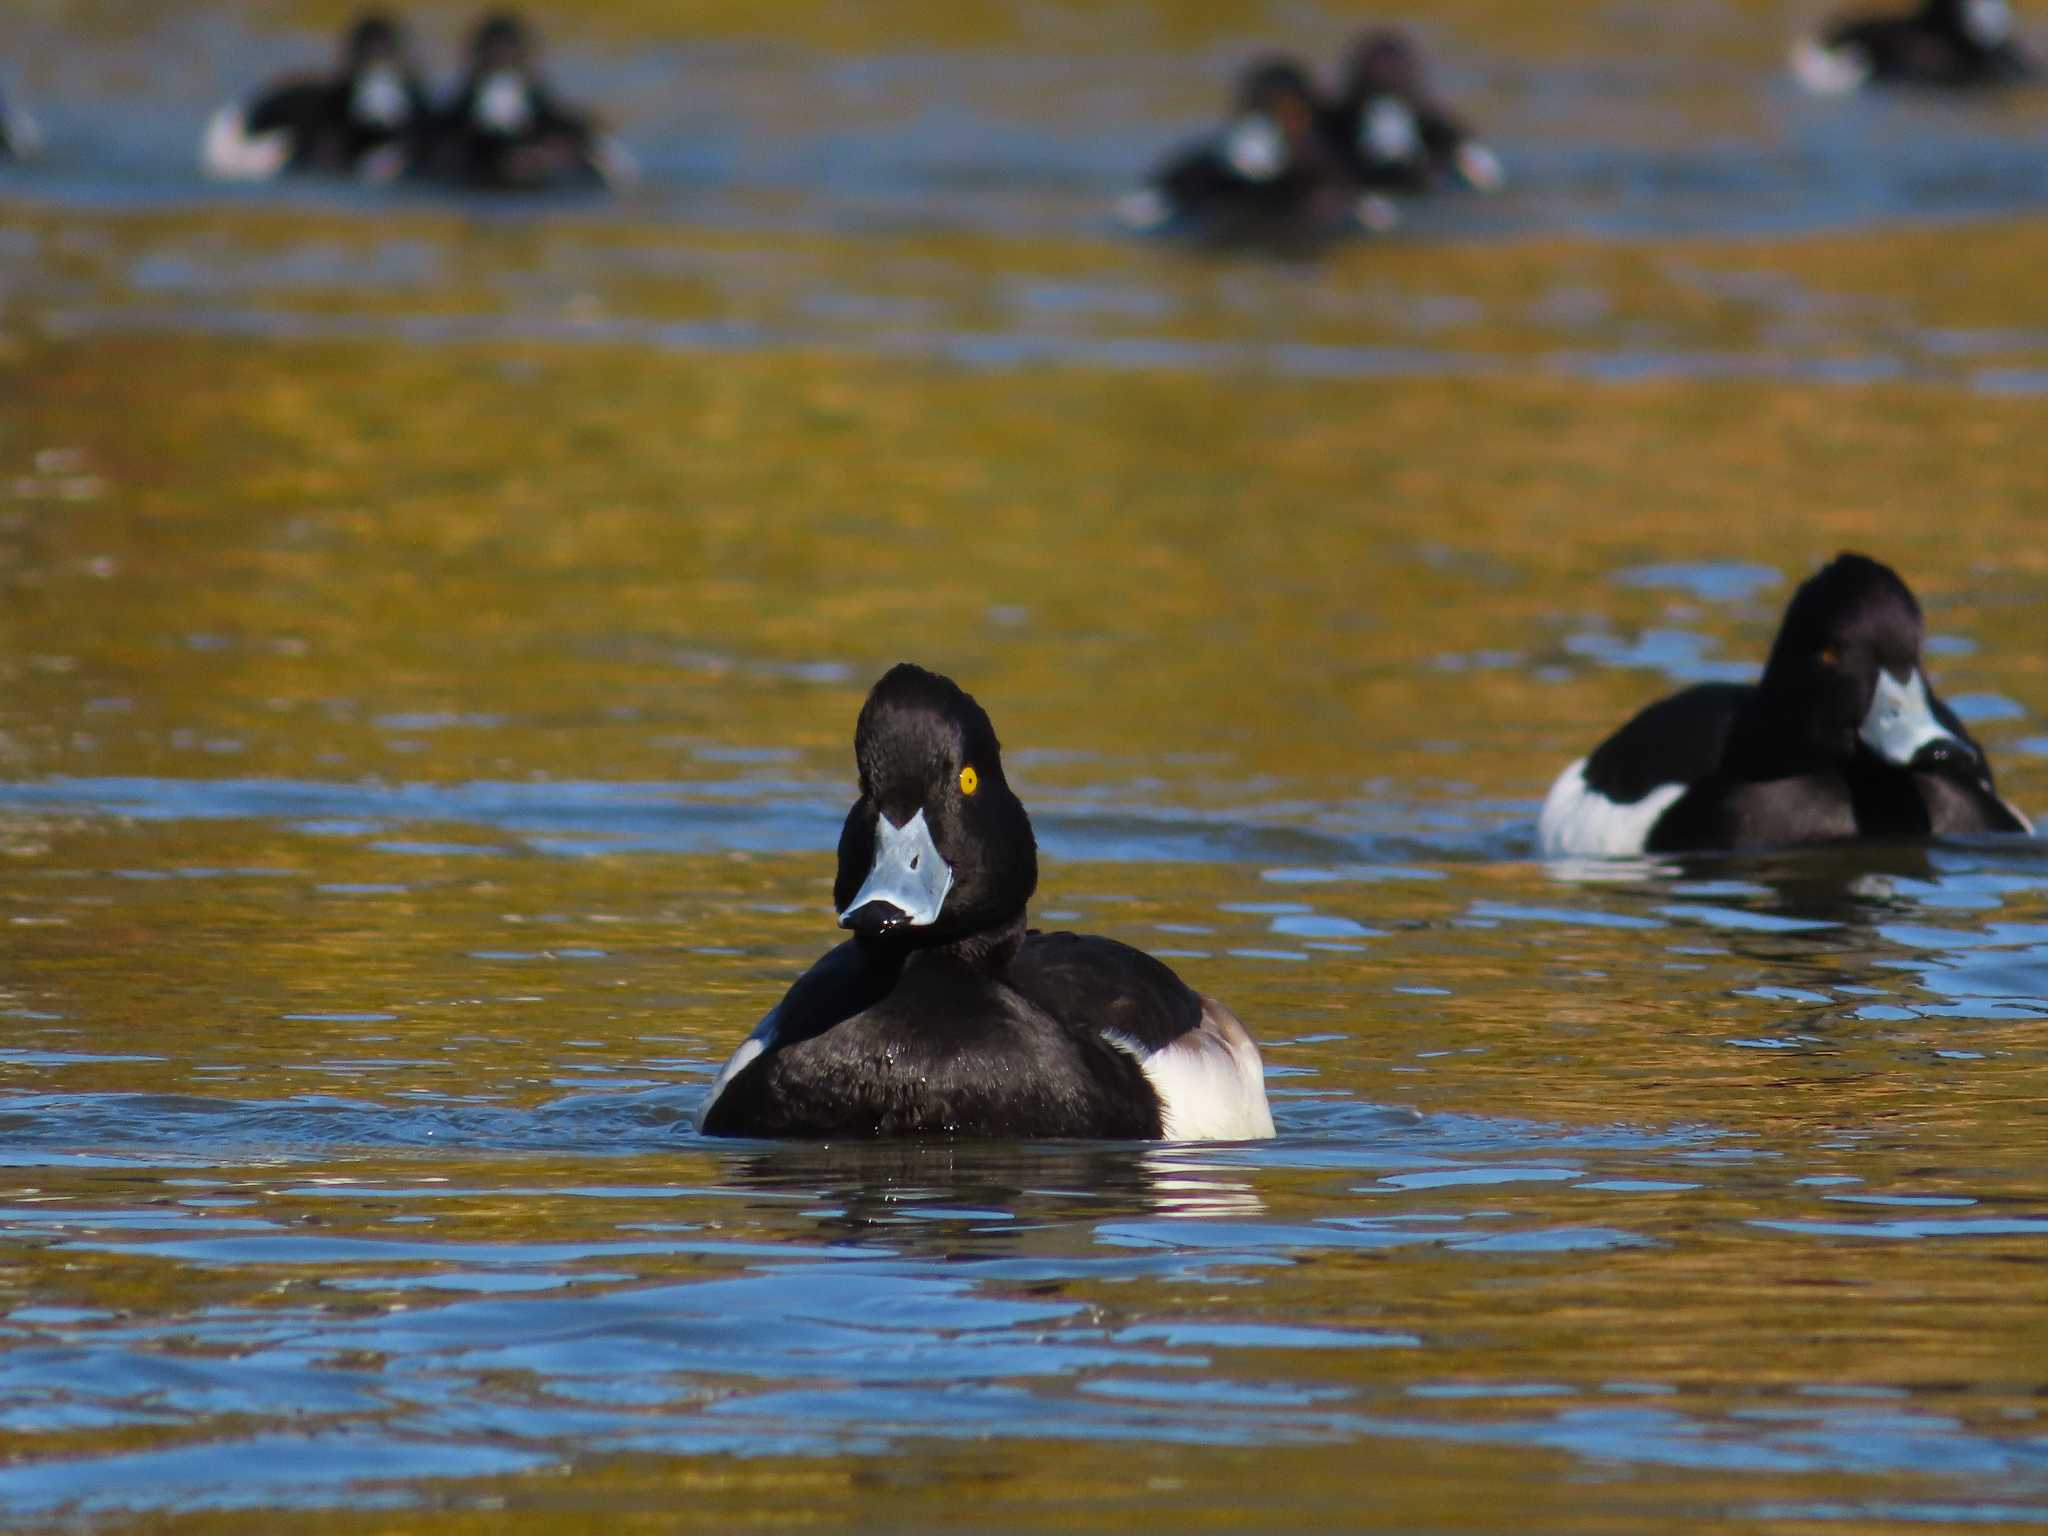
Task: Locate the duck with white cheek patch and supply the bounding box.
[1118,56,1397,244]
[421,11,634,191]
[697,664,1276,1142]
[1320,29,1506,197]
[1539,553,2033,857]
[1792,0,2037,93]
[201,12,431,182]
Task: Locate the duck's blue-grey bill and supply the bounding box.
[838,808,953,930]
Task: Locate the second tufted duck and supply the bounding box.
[202,12,431,181]
[1538,553,2032,857]
[1793,0,2036,92]
[417,12,633,191]
[1322,29,1504,195]
[697,664,1275,1142]
[1119,56,1397,244]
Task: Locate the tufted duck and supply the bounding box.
[417,12,633,191]
[1538,553,2032,856]
[1322,30,1504,195]
[697,664,1276,1141]
[201,12,430,181]
[1119,56,1398,244]
[1792,0,2036,92]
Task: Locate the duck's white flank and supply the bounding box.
[1790,36,1870,95]
[1537,757,1689,858]
[1455,141,1505,192]
[1115,186,1172,231]
[5,106,41,159]
[1105,998,1276,1142]
[694,1010,778,1131]
[201,106,291,180]
[592,135,639,188]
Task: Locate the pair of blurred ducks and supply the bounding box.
[698,554,2034,1146]
[200,10,630,191]
[1120,30,1506,245]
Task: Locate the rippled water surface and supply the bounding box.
[4,2,2048,1530]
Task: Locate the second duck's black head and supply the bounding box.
[1759,552,1984,780]
[462,11,542,133]
[1220,56,1323,180]
[833,664,1038,946]
[469,11,537,72]
[342,12,404,66]
[339,12,418,130]
[1339,29,1426,105]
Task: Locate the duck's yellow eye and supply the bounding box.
[959,765,980,796]
[1819,647,1839,666]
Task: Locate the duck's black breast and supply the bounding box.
[1830,14,2018,83]
[1654,759,2027,851]
[1319,99,1467,189]
[1647,771,1861,852]
[1915,770,2032,836]
[1147,144,1352,242]
[430,118,604,191]
[699,942,1160,1141]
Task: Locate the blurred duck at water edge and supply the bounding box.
[1322,29,1505,195]
[202,11,430,180]
[1793,0,2037,91]
[416,11,635,191]
[0,79,38,161]
[1119,57,1401,247]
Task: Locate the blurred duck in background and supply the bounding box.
[0,80,40,161]
[1792,0,2036,92]
[201,12,430,180]
[418,12,634,191]
[1323,29,1505,195]
[1119,57,1398,245]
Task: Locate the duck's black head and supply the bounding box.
[1220,56,1323,180]
[463,11,542,132]
[342,12,404,68]
[339,12,417,128]
[469,12,536,71]
[833,664,1038,951]
[1339,29,1425,105]
[1760,552,1983,779]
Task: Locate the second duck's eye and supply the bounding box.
[1819,647,1839,667]
[959,765,979,796]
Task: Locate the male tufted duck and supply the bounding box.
[202,12,430,181]
[1321,30,1504,195]
[1792,0,2036,93]
[697,664,1276,1142]
[1538,553,2033,857]
[1119,56,1398,243]
[417,12,633,191]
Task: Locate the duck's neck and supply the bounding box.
[1729,687,1851,780]
[950,910,1028,970]
[874,910,1028,974]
